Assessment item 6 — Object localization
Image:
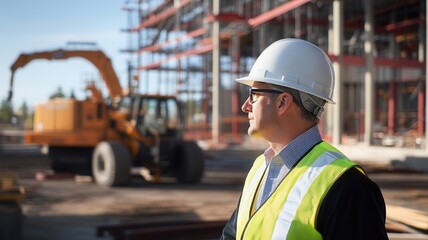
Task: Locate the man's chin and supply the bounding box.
[247,129,259,138]
[247,128,253,136]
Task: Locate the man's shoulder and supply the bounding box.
[330,167,383,198]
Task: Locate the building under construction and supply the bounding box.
[122,0,426,151]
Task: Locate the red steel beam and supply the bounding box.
[138,62,162,70]
[374,57,425,68]
[248,0,311,28]
[137,42,213,71]
[204,13,247,23]
[138,27,207,53]
[384,17,425,33]
[328,54,425,68]
[132,0,192,31]
[140,52,425,76]
[344,55,364,66]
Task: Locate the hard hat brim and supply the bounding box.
[236,76,336,104]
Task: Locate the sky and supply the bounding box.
[0,0,130,110]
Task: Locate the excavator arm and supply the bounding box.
[8,49,123,101]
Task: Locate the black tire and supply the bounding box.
[92,141,131,187]
[175,141,204,183]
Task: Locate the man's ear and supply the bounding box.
[277,93,291,114]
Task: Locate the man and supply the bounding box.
[221,39,388,240]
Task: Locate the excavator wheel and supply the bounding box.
[174,141,204,183]
[92,141,131,187]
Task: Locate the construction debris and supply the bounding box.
[387,204,428,231]
[0,172,24,240]
[0,172,25,201]
[388,233,428,240]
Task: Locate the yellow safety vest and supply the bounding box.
[236,142,362,240]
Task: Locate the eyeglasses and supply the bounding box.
[249,88,284,103]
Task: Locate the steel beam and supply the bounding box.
[137,43,213,71]
[247,0,311,28]
[329,55,425,68]
[132,0,192,31]
[384,17,425,34]
[138,28,207,53]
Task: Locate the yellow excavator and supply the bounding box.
[8,49,204,186]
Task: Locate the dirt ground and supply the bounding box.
[1,145,428,240]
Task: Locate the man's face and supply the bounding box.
[242,82,281,139]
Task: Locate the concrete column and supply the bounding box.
[425,0,428,150]
[363,0,375,145]
[259,0,269,48]
[231,35,240,142]
[418,6,425,137]
[325,6,334,141]
[418,80,424,136]
[419,4,425,63]
[331,0,344,145]
[388,81,396,135]
[294,6,301,38]
[211,0,220,144]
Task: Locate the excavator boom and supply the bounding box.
[8,49,123,101]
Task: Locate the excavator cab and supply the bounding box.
[132,95,182,138]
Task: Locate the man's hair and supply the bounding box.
[267,84,321,123]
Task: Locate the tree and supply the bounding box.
[49,86,66,99]
[0,99,13,123]
[70,89,76,99]
[19,101,33,129]
[19,101,29,120]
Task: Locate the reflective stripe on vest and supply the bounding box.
[236,142,360,240]
[236,154,267,234]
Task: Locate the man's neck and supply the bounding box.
[269,123,316,155]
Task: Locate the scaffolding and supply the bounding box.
[122,0,426,149]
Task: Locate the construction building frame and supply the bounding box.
[122,0,427,152]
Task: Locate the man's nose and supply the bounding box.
[242,97,252,113]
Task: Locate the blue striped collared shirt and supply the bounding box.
[256,124,323,209]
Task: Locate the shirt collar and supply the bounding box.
[263,124,322,168]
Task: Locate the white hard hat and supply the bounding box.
[236,38,335,103]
